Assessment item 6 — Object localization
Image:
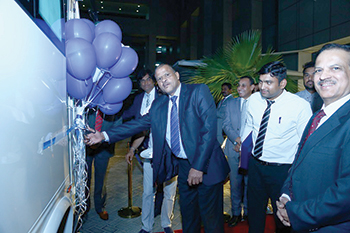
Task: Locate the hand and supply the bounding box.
[233,137,241,152]
[187,168,203,186]
[125,149,135,165]
[276,196,291,227]
[84,125,105,146]
[234,144,241,152]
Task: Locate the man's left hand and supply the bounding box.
[276,196,291,227]
[187,168,203,186]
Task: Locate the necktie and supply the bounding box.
[240,99,248,136]
[170,96,180,157]
[299,109,326,152]
[290,109,325,199]
[95,109,103,132]
[253,99,275,158]
[145,93,150,108]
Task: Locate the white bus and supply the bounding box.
[0,0,81,232]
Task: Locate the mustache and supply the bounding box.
[317,79,336,86]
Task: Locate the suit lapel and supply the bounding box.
[294,100,350,169]
[178,84,189,137]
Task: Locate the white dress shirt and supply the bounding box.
[318,94,350,129]
[242,90,312,164]
[165,84,187,159]
[140,87,156,116]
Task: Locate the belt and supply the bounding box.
[143,158,152,163]
[252,155,286,167]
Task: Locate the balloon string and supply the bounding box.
[84,72,112,109]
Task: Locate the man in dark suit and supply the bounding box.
[85,64,230,233]
[277,43,350,232]
[85,108,122,220]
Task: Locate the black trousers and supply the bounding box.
[247,157,291,233]
[177,159,224,233]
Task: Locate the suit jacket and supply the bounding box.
[123,88,162,120]
[107,84,230,186]
[281,99,350,232]
[217,95,234,144]
[222,97,241,157]
[86,109,122,157]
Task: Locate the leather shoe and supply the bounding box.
[242,215,248,222]
[98,211,109,220]
[138,229,150,233]
[164,227,174,233]
[228,215,241,227]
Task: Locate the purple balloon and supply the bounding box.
[109,47,139,78]
[66,38,97,80]
[81,18,95,39]
[100,102,123,115]
[95,20,122,41]
[102,77,132,103]
[67,73,93,99]
[65,19,94,42]
[93,32,122,69]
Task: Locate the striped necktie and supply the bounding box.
[253,99,275,158]
[95,109,103,132]
[170,96,180,157]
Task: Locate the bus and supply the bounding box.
[0,0,81,232]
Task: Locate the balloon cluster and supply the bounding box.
[66,19,138,115]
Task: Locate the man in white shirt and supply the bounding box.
[241,61,312,233]
[217,83,233,144]
[277,44,350,232]
[295,61,323,113]
[222,76,254,227]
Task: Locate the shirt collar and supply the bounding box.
[169,83,182,99]
[322,93,350,117]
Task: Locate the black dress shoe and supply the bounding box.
[242,215,248,222]
[228,215,242,227]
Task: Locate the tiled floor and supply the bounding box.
[79,139,232,233]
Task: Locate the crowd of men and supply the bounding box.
[85,43,350,233]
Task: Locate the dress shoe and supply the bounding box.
[98,211,109,220]
[228,215,242,227]
[164,227,174,233]
[138,229,150,233]
[242,215,248,222]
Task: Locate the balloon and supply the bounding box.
[100,102,123,115]
[67,73,93,99]
[93,32,122,69]
[109,47,139,78]
[66,38,96,80]
[51,18,66,41]
[81,18,95,39]
[95,20,122,41]
[65,19,94,42]
[102,77,132,103]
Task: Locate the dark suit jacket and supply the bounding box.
[86,109,122,157]
[122,92,144,120]
[122,88,162,121]
[107,84,230,186]
[281,99,350,233]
